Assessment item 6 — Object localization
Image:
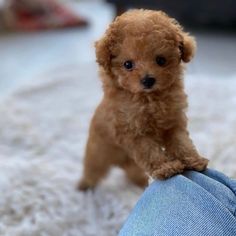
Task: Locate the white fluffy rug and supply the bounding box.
[0,63,236,236]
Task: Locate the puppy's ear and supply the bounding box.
[179,33,196,63]
[95,35,112,71]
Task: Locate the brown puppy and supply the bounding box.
[79,9,208,190]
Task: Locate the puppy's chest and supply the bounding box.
[115,101,171,136]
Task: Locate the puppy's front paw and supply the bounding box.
[151,160,185,180]
[183,156,209,172]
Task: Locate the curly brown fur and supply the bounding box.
[78,9,208,191]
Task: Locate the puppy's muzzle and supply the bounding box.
[141,75,156,89]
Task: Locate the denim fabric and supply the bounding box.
[119,169,236,236]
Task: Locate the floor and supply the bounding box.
[0,0,236,99]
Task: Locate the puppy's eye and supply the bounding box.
[156,56,166,66]
[123,60,134,70]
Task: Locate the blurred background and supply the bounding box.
[0,0,236,98]
[0,1,235,235]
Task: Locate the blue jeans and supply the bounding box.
[119,169,236,236]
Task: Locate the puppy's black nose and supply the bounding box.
[141,76,156,89]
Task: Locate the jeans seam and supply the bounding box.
[233,184,236,216]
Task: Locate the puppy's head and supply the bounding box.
[95,9,196,93]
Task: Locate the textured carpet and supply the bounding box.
[0,63,235,236]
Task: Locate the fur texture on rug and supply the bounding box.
[0,63,235,236]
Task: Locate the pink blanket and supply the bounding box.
[3,0,88,30]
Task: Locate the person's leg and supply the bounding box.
[119,168,236,236]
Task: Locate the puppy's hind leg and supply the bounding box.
[78,127,133,191]
[78,132,113,191]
